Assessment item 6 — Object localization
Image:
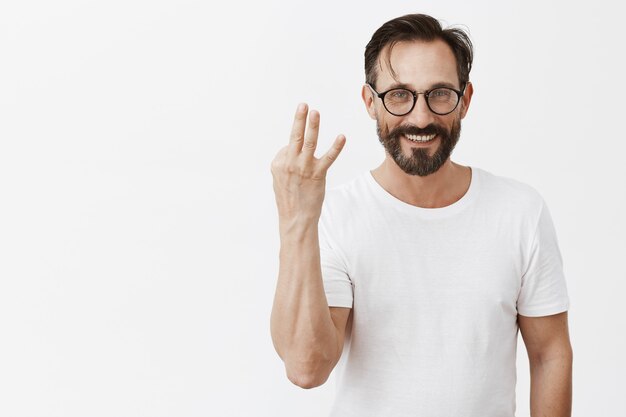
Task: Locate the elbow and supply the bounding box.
[277,340,342,389]
[284,355,336,389]
[286,368,331,389]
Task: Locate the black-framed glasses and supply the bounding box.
[367,83,466,116]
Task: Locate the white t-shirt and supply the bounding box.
[319,167,570,417]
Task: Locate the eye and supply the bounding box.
[430,88,453,98]
[388,89,412,100]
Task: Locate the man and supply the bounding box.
[270,13,572,417]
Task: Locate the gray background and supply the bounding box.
[0,0,624,415]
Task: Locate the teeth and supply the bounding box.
[405,133,436,143]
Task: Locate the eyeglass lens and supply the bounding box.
[384,88,459,116]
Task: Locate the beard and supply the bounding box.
[376,117,462,177]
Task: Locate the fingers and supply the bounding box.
[288,103,308,156]
[301,110,320,157]
[318,134,346,172]
[285,102,345,172]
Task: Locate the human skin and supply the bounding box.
[363,39,474,208]
[519,312,573,417]
[270,39,573,413]
[269,39,475,389]
[269,104,350,388]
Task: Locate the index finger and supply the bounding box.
[318,134,346,173]
[288,103,308,155]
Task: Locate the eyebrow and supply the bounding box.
[382,81,460,91]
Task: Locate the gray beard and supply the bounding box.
[376,118,462,176]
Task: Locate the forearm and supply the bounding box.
[270,218,340,386]
[529,354,573,417]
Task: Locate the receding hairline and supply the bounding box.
[376,38,461,88]
[364,14,473,90]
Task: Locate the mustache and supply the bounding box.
[387,124,446,139]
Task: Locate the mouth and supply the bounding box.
[402,133,437,144]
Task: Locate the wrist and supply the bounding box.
[279,215,319,240]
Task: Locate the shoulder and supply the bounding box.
[474,167,545,214]
[323,172,370,209]
[320,172,372,226]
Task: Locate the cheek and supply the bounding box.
[376,115,394,137]
[372,100,384,118]
[377,112,403,132]
[437,114,459,131]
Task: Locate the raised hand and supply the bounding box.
[271,103,346,225]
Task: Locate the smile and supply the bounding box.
[404,133,437,143]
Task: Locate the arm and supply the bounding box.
[271,222,351,388]
[518,311,573,417]
[270,103,349,389]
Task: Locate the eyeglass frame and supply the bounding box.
[367,82,467,116]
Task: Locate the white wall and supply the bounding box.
[0,0,624,416]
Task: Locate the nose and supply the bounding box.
[404,93,435,128]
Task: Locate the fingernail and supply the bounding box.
[298,103,306,112]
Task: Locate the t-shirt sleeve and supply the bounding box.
[517,199,570,317]
[318,213,353,308]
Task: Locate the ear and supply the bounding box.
[361,84,378,120]
[459,81,474,119]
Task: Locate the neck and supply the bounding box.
[371,157,471,208]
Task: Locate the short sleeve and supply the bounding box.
[318,214,353,308]
[517,200,570,317]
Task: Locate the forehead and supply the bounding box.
[377,39,459,89]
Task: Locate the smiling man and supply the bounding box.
[270,13,572,417]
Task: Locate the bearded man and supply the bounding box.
[270,13,572,417]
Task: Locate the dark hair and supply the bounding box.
[364,14,473,89]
